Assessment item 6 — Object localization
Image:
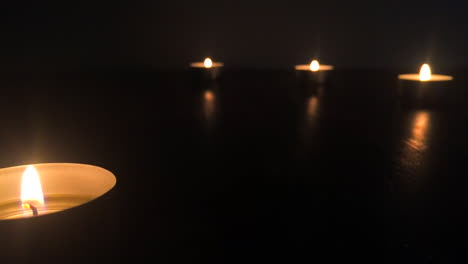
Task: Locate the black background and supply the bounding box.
[0,0,467,71]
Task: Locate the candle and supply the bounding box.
[397,64,454,107]
[295,60,334,84]
[190,57,224,69]
[398,63,453,82]
[0,163,116,220]
[190,57,224,81]
[295,60,334,72]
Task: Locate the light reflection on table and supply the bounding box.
[398,111,431,184]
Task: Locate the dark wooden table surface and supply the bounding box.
[0,68,467,263]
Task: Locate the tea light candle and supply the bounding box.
[398,64,453,82]
[0,163,116,220]
[190,58,224,80]
[190,58,224,69]
[295,60,334,72]
[295,60,333,84]
[397,64,454,107]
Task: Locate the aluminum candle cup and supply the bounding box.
[190,58,224,81]
[0,163,116,220]
[295,60,334,84]
[398,64,454,108]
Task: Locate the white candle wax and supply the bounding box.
[0,163,116,220]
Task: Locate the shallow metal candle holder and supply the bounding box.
[0,163,116,221]
[397,80,454,109]
[294,65,333,84]
[190,62,224,81]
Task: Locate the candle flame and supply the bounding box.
[204,58,213,68]
[21,165,44,207]
[419,64,431,81]
[309,60,320,72]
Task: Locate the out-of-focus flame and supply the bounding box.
[204,58,213,68]
[419,64,431,81]
[21,165,44,207]
[309,60,320,72]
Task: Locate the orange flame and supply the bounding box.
[21,165,44,208]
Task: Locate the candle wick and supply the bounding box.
[24,203,39,216]
[30,205,39,216]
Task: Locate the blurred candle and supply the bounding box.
[295,59,333,84]
[190,57,224,80]
[397,64,453,107]
[295,59,334,72]
[398,64,453,82]
[190,57,223,69]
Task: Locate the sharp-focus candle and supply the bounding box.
[0,163,116,220]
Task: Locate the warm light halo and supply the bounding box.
[310,60,320,72]
[419,63,431,81]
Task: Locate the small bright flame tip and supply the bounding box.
[309,60,320,71]
[204,58,213,68]
[419,64,432,81]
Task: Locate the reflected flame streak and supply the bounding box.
[306,96,319,118]
[302,96,320,145]
[406,112,429,151]
[203,90,216,121]
[400,111,430,169]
